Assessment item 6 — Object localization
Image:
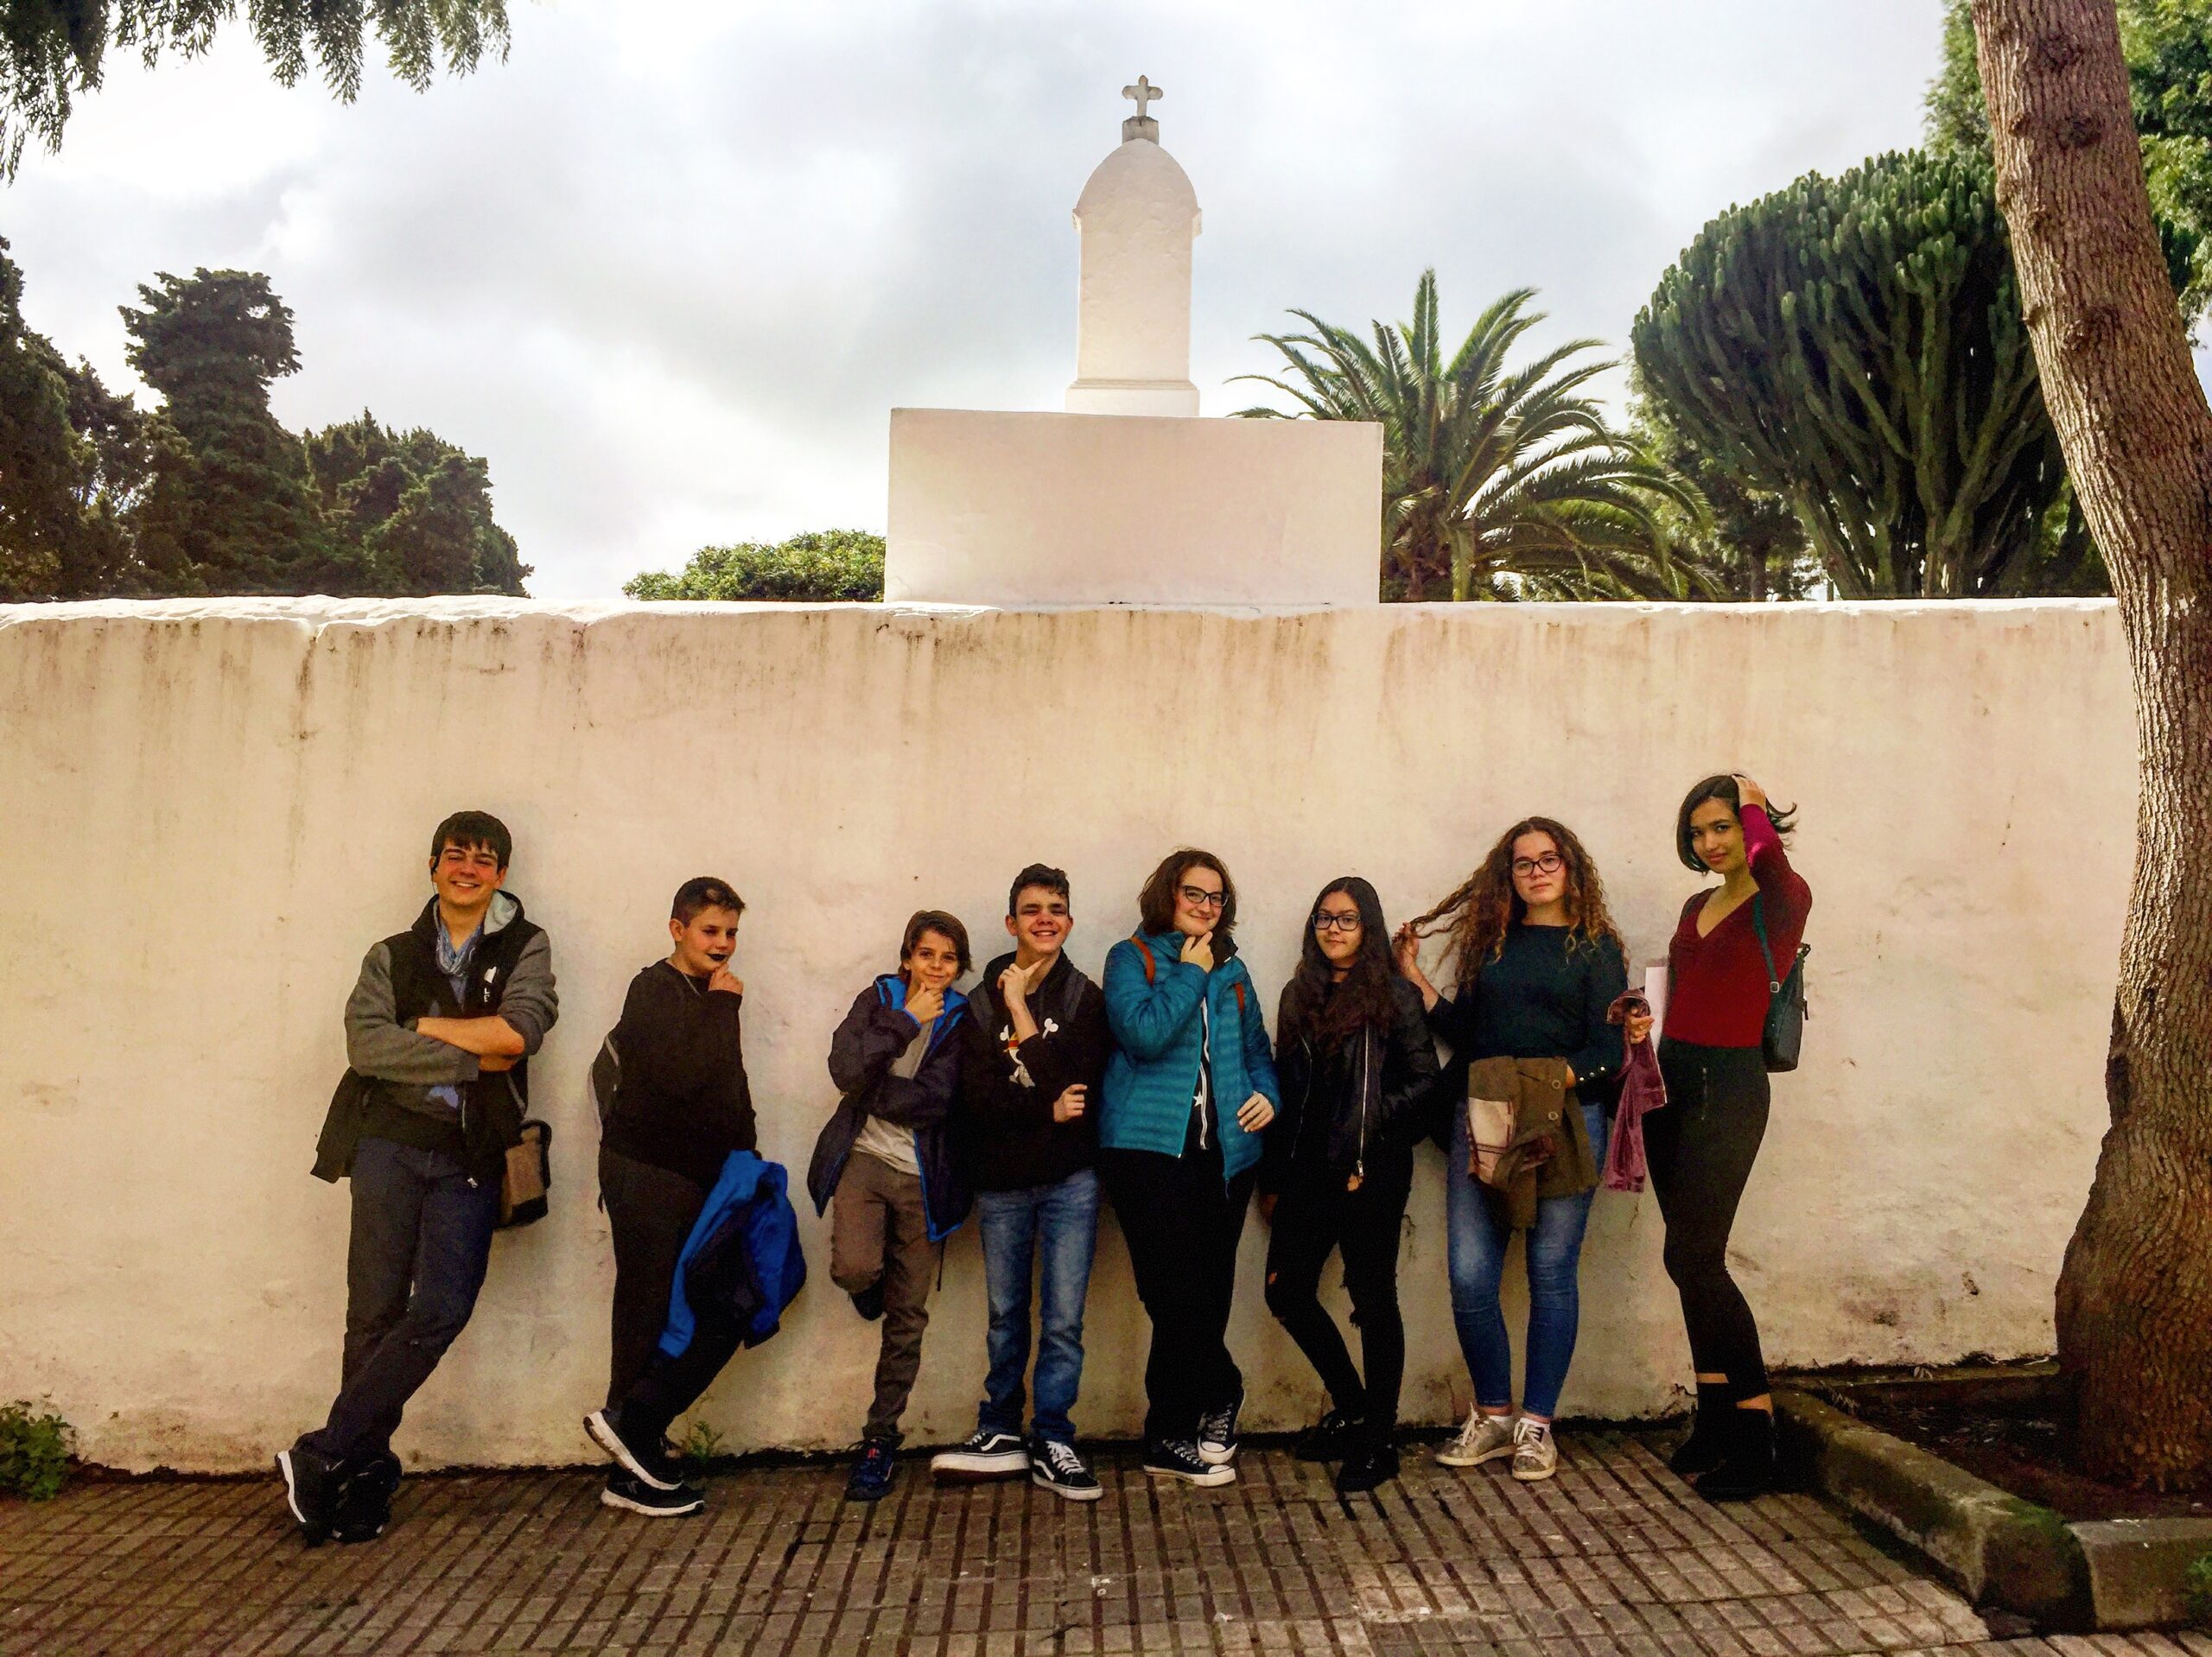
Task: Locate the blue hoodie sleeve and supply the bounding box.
[1103,938,1208,1060]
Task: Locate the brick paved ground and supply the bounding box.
[4,1432,2209,1657]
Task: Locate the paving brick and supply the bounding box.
[0,1437,2104,1657]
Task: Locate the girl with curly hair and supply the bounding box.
[1395,818,1648,1482]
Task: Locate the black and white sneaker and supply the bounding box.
[331,1451,403,1545]
[1142,1438,1235,1487]
[584,1406,683,1492]
[1196,1398,1243,1466]
[1029,1438,1103,1501]
[930,1429,1031,1482]
[276,1444,344,1546]
[601,1470,704,1517]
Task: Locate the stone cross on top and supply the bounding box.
[1122,74,1163,143]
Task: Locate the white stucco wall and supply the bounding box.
[0,598,2133,1473]
[885,409,1384,606]
[1067,136,1202,416]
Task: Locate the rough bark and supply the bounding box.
[1974,0,2212,1489]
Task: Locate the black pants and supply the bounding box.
[1647,1040,1770,1399]
[302,1137,499,1465]
[1262,1152,1410,1445]
[1098,1136,1256,1445]
[600,1146,710,1407]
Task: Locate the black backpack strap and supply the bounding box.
[1751,893,1781,993]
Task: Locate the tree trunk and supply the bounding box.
[1974,0,2212,1489]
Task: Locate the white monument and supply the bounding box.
[883,80,1383,607]
[1065,77,1202,416]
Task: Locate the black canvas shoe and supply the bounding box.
[331,1451,402,1544]
[601,1470,704,1517]
[1334,1443,1400,1495]
[1196,1397,1243,1467]
[849,1280,886,1322]
[1141,1438,1235,1487]
[846,1438,899,1502]
[929,1429,1031,1482]
[1293,1409,1363,1463]
[584,1406,683,1492]
[276,1444,344,1546]
[1028,1438,1103,1502]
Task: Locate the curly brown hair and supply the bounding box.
[1409,817,1622,991]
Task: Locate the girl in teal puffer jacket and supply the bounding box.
[1098,848,1280,1486]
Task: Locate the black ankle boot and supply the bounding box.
[1667,1383,1732,1477]
[1694,1405,1774,1502]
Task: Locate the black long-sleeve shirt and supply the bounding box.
[601,961,755,1188]
[1428,924,1628,1095]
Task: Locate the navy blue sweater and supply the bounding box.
[1427,924,1628,1096]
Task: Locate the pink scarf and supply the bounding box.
[1602,991,1667,1193]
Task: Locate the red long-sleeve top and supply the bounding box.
[1664,805,1812,1050]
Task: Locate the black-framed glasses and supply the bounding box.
[1511,853,1565,878]
[1312,911,1363,934]
[1178,886,1227,910]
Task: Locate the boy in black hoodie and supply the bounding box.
[931,866,1112,1501]
[583,876,755,1518]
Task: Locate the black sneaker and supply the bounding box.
[849,1280,886,1322]
[601,1470,704,1517]
[1334,1443,1400,1494]
[929,1429,1031,1482]
[1141,1438,1235,1487]
[1293,1409,1363,1463]
[584,1406,683,1492]
[1196,1397,1243,1466]
[845,1438,898,1502]
[1029,1438,1103,1502]
[331,1451,402,1544]
[275,1444,344,1546]
[1694,1406,1775,1502]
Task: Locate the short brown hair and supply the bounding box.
[899,909,972,976]
[671,877,744,925]
[1136,848,1236,942]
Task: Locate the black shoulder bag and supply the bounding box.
[1751,894,1810,1074]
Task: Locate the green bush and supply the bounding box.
[2184,1552,2212,1627]
[624,529,885,602]
[0,1400,74,1501]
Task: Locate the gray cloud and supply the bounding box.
[11,0,1955,598]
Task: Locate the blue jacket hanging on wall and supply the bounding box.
[659,1150,807,1358]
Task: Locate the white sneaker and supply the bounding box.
[1434,1411,1518,1468]
[1510,1417,1558,1482]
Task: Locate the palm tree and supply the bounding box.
[1235,272,1709,600]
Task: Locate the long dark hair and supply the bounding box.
[1136,847,1237,948]
[1675,776,1798,872]
[1410,817,1622,991]
[1278,876,1400,1049]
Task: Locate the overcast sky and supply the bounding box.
[9,1,1948,599]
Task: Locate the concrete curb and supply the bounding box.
[1774,1388,2088,1626]
[1777,1387,2212,1632]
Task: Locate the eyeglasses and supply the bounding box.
[1312,912,1362,934]
[1511,853,1565,878]
[1178,886,1227,910]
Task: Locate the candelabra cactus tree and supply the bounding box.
[1633,149,2086,597]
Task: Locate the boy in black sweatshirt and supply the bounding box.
[931,865,1113,1501]
[583,876,755,1517]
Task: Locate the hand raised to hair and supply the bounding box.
[1732,773,1770,813]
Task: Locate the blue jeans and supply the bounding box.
[974,1167,1100,1444]
[1446,1099,1609,1419]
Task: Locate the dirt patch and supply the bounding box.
[1818,1372,2212,1522]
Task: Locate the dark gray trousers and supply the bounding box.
[302,1136,499,1465]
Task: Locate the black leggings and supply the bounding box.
[1262,1153,1410,1444]
[1647,1040,1770,1399]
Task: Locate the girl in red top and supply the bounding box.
[1651,774,1810,1502]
